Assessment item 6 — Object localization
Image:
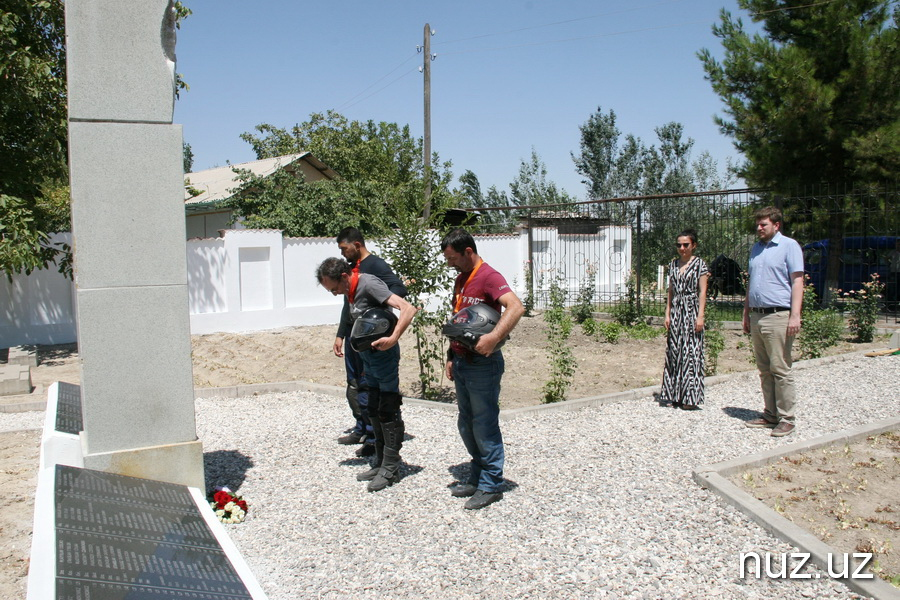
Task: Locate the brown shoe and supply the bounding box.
[745,417,777,429]
[771,421,795,437]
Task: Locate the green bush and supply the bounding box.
[627,322,665,340]
[522,261,535,317]
[542,277,576,403]
[597,321,623,344]
[799,310,844,358]
[704,314,725,376]
[846,274,884,343]
[581,316,598,336]
[570,264,597,324]
[611,271,641,326]
[798,281,844,359]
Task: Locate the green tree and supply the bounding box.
[572,108,649,200]
[510,148,577,210]
[573,107,730,200]
[0,0,67,201]
[699,0,899,189]
[699,0,899,298]
[0,0,69,276]
[455,170,514,233]
[573,108,737,282]
[0,0,192,277]
[183,141,194,173]
[377,217,454,400]
[236,111,456,238]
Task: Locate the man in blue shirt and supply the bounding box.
[742,206,804,437]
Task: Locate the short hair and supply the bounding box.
[754,206,783,226]
[315,257,351,284]
[336,227,365,246]
[677,228,698,245]
[440,228,477,255]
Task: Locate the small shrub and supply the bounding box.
[571,264,597,324]
[737,334,756,365]
[846,274,884,343]
[522,261,535,317]
[542,276,576,403]
[597,321,623,344]
[611,271,641,326]
[581,316,599,336]
[704,313,726,376]
[627,322,665,340]
[798,281,843,359]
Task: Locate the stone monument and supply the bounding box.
[66,0,204,488]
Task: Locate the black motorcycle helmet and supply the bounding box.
[350,307,398,352]
[442,303,506,352]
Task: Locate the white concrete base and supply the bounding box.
[26,468,56,600]
[39,383,83,471]
[0,364,31,396]
[81,438,206,489]
[8,346,38,367]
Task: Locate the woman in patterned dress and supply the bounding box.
[660,229,709,410]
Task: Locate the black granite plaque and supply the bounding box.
[54,466,254,599]
[54,382,83,435]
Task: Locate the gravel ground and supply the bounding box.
[4,355,898,599]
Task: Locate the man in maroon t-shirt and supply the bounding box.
[441,228,524,510]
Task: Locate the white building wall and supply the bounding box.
[2,228,630,346]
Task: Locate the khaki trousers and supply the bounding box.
[750,311,796,423]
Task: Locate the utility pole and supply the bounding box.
[421,23,434,221]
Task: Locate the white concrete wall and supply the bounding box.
[3,227,631,345]
[0,233,76,347]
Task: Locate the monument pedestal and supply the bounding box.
[82,438,205,489]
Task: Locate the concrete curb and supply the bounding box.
[193,380,346,400]
[693,416,900,600]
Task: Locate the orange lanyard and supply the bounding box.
[454,259,483,313]
[348,267,360,304]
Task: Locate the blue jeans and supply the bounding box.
[344,339,371,437]
[452,352,505,493]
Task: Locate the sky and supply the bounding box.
[174,0,750,198]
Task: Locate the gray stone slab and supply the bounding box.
[53,465,255,599]
[55,382,83,435]
[69,122,188,289]
[76,285,196,454]
[890,329,900,347]
[7,346,37,367]
[65,0,177,123]
[0,364,32,396]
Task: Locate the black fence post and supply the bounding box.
[636,203,642,317]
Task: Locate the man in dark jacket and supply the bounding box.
[333,228,407,455]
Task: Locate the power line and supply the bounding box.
[336,53,418,112]
[334,0,840,111]
[436,18,713,57]
[338,65,420,112]
[435,0,688,46]
[751,0,840,17]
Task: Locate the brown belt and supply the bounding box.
[750,306,790,314]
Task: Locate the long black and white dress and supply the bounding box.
[660,256,709,406]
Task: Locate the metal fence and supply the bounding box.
[465,185,899,322]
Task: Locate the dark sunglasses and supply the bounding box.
[675,243,692,248]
